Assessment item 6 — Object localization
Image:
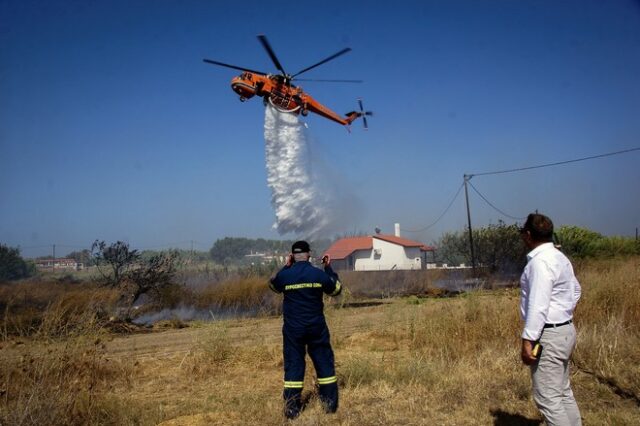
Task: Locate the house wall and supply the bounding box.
[352,239,422,271]
[35,259,80,270]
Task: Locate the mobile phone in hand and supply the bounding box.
[532,342,543,359]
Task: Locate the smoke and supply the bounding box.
[132,305,260,326]
[264,105,360,238]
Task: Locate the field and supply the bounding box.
[1,257,639,425]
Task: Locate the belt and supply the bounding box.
[543,319,572,329]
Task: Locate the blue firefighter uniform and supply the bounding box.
[269,259,342,419]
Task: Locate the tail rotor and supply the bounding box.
[357,98,373,130]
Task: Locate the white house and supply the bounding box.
[324,233,435,271]
[35,258,82,271]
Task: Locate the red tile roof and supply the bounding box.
[325,234,434,260]
[324,237,372,260]
[374,234,434,251]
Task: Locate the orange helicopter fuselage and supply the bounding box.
[230,72,358,126]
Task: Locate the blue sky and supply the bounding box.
[1,0,639,258]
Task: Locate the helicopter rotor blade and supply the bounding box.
[294,78,363,83]
[357,98,372,130]
[292,48,352,78]
[203,59,267,75]
[257,34,287,76]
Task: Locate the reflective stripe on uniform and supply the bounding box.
[317,376,337,385]
[284,381,304,388]
[329,280,342,296]
[284,282,323,291]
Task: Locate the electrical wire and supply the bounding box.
[470,146,640,177]
[402,182,464,233]
[467,180,526,221]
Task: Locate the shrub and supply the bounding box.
[556,226,640,258]
[555,226,603,258]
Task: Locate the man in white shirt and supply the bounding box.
[519,213,582,426]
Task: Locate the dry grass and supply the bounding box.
[0,280,118,339]
[0,332,142,425]
[572,257,640,400]
[1,257,639,425]
[193,276,280,315]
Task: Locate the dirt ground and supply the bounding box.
[104,301,389,361]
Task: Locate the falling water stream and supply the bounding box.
[264,105,355,238]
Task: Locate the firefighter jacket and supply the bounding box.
[269,261,342,328]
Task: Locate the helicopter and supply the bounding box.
[203,35,372,129]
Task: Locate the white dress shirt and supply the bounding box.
[520,242,582,341]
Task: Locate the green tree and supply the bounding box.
[0,244,35,281]
[435,221,527,273]
[65,249,93,266]
[435,231,469,266]
[556,226,639,258]
[473,221,527,273]
[209,237,298,264]
[209,237,253,263]
[555,226,603,258]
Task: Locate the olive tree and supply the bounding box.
[91,240,179,314]
[435,221,527,274]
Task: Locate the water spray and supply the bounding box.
[263,105,359,238]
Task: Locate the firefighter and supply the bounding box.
[269,240,342,420]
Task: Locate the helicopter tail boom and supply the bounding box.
[345,111,360,124]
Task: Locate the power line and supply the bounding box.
[402,183,464,233]
[467,180,526,221]
[470,146,640,177]
[460,146,640,273]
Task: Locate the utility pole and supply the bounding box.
[52,244,56,272]
[463,174,476,273]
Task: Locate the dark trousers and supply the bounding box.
[282,321,338,418]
